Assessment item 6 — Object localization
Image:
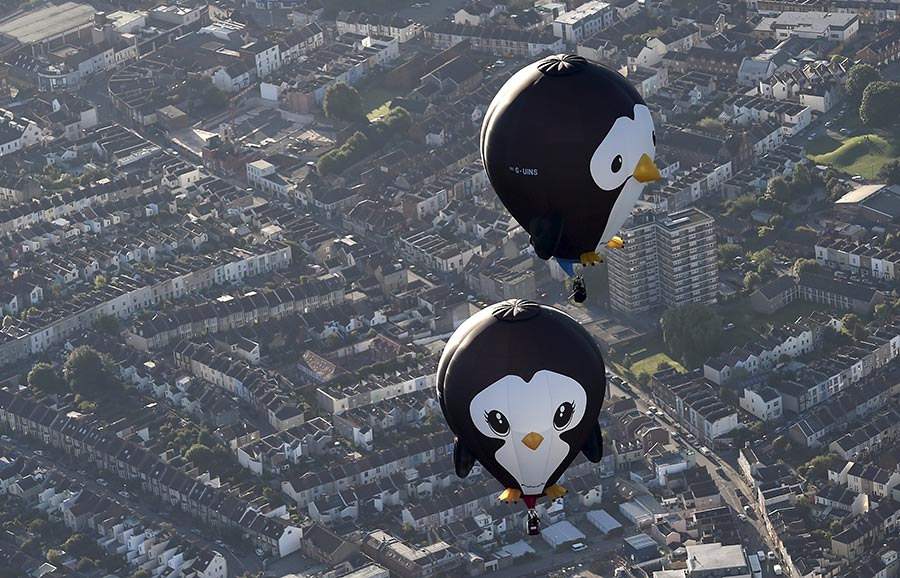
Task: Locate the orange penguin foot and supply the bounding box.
[498,488,522,503]
[544,484,567,499]
[606,236,625,249]
[579,251,603,266]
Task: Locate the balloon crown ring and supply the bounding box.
[536,54,588,76]
[491,299,541,321]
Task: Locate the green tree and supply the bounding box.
[660,303,724,369]
[726,194,758,218]
[791,163,812,195]
[718,243,743,266]
[185,443,213,468]
[130,570,151,578]
[798,453,841,480]
[768,214,784,230]
[47,550,63,565]
[841,313,867,340]
[772,435,789,455]
[27,362,67,395]
[744,271,762,290]
[323,82,364,121]
[877,159,900,185]
[2,315,13,328]
[846,63,881,107]
[63,533,102,559]
[696,117,728,135]
[750,248,776,278]
[792,258,821,276]
[875,301,894,323]
[860,81,900,127]
[93,274,108,290]
[94,313,119,336]
[63,346,122,400]
[767,176,792,203]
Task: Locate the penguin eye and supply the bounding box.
[554,402,575,430]
[652,131,657,146]
[611,155,623,173]
[484,410,510,436]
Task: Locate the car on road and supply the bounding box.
[646,410,655,418]
[215,540,226,548]
[118,491,129,499]
[97,479,108,487]
[699,446,711,455]
[0,435,11,443]
[715,467,725,477]
[671,432,680,440]
[768,552,776,561]
[757,551,766,562]
[744,505,753,515]
[33,450,43,456]
[648,406,657,413]
[774,564,784,575]
[571,543,587,552]
[737,513,748,522]
[255,548,266,557]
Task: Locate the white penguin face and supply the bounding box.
[588,104,658,245]
[469,370,587,495]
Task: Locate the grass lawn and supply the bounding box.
[361,87,405,121]
[808,133,898,179]
[609,338,684,383]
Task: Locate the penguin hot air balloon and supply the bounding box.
[480,54,662,303]
[436,299,606,535]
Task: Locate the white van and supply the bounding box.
[571,542,587,552]
[773,564,783,575]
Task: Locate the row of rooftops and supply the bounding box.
[0,390,295,543]
[816,234,900,263]
[132,275,343,339]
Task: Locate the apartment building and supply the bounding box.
[608,208,718,314]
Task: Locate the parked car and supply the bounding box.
[699,446,711,455]
[33,450,43,456]
[255,548,266,557]
[118,491,129,499]
[215,540,226,548]
[572,543,588,552]
[0,435,11,443]
[774,564,784,575]
[737,513,748,521]
[745,505,753,515]
[97,479,108,487]
[757,551,766,562]
[768,552,776,561]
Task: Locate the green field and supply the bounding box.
[610,338,683,384]
[808,132,898,179]
[361,87,404,121]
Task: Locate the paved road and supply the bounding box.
[4,437,261,577]
[606,376,778,558]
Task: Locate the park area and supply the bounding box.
[808,132,898,179]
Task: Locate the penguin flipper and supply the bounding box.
[453,437,476,478]
[529,212,563,261]
[581,423,604,463]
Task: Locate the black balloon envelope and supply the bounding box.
[480,54,662,277]
[436,299,607,524]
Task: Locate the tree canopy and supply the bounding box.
[63,346,123,400]
[661,303,723,369]
[792,258,821,276]
[877,159,900,185]
[846,63,881,107]
[860,81,900,127]
[27,362,67,396]
[323,82,364,122]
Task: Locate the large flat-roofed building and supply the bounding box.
[753,11,859,42]
[608,207,718,314]
[0,2,95,51]
[552,0,614,43]
[685,543,751,578]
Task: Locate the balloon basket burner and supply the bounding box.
[526,509,541,536]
